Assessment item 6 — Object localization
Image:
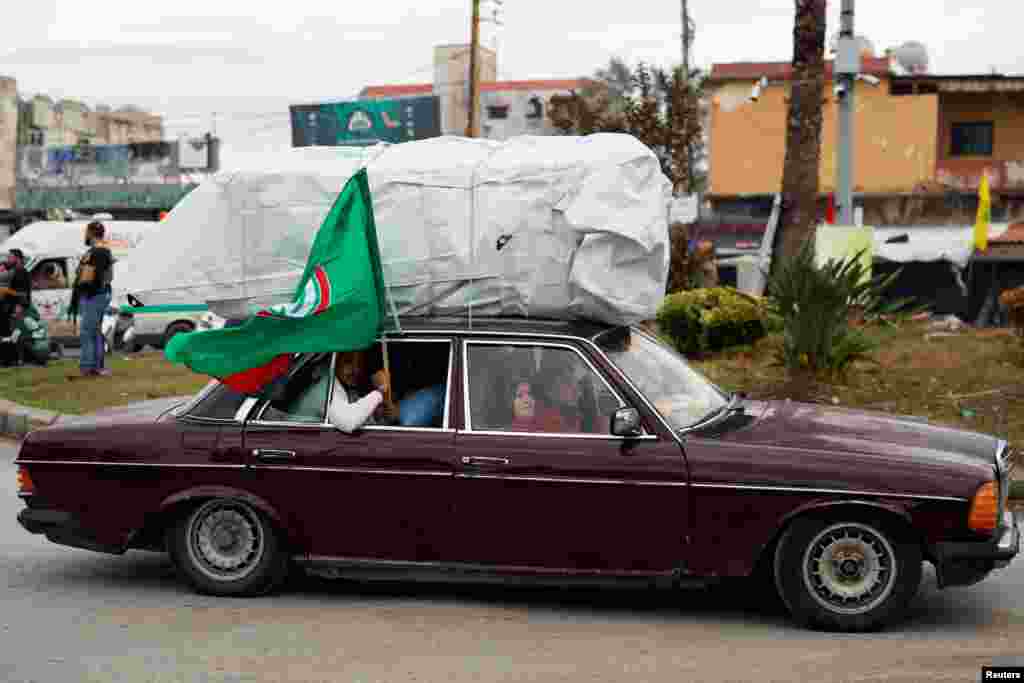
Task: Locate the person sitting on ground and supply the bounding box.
[0,249,32,338]
[0,296,50,367]
[327,349,400,433]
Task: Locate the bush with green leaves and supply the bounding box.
[766,241,900,375]
[657,287,767,354]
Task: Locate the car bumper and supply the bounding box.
[932,510,1019,588]
[17,506,126,555]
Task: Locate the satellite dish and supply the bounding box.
[894,41,930,74]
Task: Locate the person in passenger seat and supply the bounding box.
[533,362,584,433]
[326,349,400,433]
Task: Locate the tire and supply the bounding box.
[163,322,194,348]
[773,515,922,632]
[167,498,289,596]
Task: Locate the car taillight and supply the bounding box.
[15,466,34,496]
[968,481,998,534]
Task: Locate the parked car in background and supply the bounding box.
[13,317,1019,632]
[118,310,223,352]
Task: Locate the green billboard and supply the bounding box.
[291,96,441,147]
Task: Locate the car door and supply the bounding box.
[452,338,690,573]
[242,342,458,563]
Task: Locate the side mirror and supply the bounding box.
[611,407,643,437]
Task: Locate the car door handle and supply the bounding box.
[461,456,510,466]
[253,449,296,460]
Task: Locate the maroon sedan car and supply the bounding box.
[13,317,1020,631]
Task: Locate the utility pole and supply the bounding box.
[466,0,482,138]
[836,0,856,225]
[680,0,694,195]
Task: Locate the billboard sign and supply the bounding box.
[290,96,441,147]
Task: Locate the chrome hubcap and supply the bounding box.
[802,522,897,615]
[187,501,263,582]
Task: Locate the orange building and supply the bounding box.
[704,57,1024,225]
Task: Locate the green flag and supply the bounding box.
[165,169,388,392]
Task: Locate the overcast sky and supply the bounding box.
[3,0,1020,169]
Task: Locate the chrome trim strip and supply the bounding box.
[235,397,258,423]
[456,473,688,487]
[248,465,451,477]
[245,421,455,434]
[178,415,238,426]
[363,426,456,434]
[392,329,595,343]
[461,339,636,436]
[463,430,657,441]
[690,482,969,502]
[297,555,673,578]
[13,460,247,469]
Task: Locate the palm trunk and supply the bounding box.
[772,0,827,275]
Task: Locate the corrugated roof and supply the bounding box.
[360,83,435,98]
[360,79,593,99]
[709,57,890,83]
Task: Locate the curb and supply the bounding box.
[0,399,62,439]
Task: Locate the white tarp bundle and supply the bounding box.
[874,223,1010,269]
[116,134,672,325]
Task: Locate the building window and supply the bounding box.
[486,105,509,120]
[526,97,543,120]
[951,122,994,157]
[28,128,44,146]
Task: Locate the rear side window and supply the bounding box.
[191,383,248,421]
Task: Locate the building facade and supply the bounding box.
[0,75,215,228]
[359,44,589,142]
[704,57,1024,225]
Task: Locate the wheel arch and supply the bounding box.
[131,486,302,553]
[753,499,923,579]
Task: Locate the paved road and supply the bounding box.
[1,440,1022,682]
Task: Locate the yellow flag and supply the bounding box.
[975,174,991,251]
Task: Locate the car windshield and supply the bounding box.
[596,327,730,431]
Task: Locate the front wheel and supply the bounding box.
[168,499,289,596]
[774,516,922,632]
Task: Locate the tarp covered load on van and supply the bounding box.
[115,134,673,326]
[1,220,160,269]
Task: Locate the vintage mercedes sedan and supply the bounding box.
[14,317,1020,631]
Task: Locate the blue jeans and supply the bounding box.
[79,291,111,371]
[398,384,446,427]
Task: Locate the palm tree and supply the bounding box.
[772,0,828,274]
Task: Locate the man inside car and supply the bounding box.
[327,348,400,433]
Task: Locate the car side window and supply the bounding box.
[357,340,452,430]
[466,343,625,435]
[191,383,248,421]
[260,353,333,424]
[30,258,69,290]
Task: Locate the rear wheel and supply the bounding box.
[167,498,289,596]
[163,322,194,348]
[774,516,922,632]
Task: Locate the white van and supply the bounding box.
[0,220,207,354]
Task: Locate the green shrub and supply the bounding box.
[657,287,767,354]
[766,241,898,376]
[1010,479,1024,502]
